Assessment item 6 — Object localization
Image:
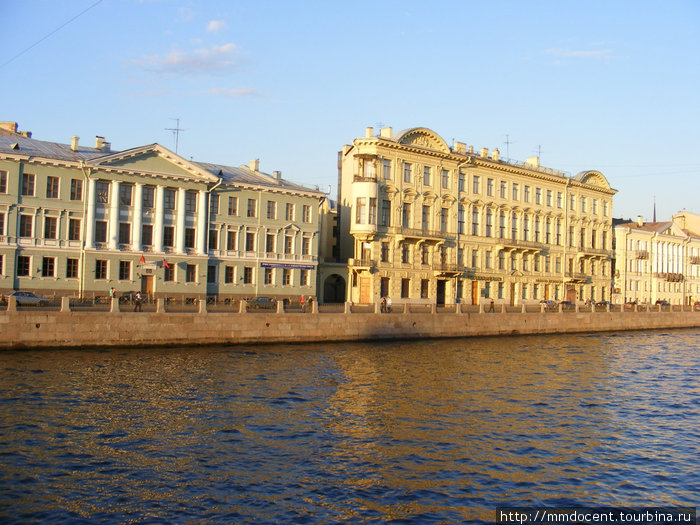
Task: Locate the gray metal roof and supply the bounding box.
[196,161,323,195]
[0,135,107,162]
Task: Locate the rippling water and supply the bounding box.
[1,329,699,523]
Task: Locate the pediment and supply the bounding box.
[283,223,301,232]
[574,170,611,189]
[88,144,219,183]
[395,127,450,154]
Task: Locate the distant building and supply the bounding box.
[613,211,700,305]
[333,126,617,306]
[0,124,324,301]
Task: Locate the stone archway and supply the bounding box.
[323,274,346,303]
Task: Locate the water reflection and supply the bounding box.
[0,330,698,523]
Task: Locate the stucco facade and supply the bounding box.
[335,126,617,306]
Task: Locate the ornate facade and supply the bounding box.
[613,212,700,305]
[336,126,617,306]
[0,124,324,300]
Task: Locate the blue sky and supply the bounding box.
[2,0,699,221]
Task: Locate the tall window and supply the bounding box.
[95,221,107,243]
[485,209,492,237]
[185,191,197,213]
[266,233,275,253]
[17,255,30,276]
[245,232,255,252]
[403,163,412,183]
[164,188,176,209]
[96,181,109,203]
[301,237,310,256]
[119,261,131,280]
[228,196,238,216]
[142,186,155,208]
[511,212,518,240]
[208,229,218,250]
[95,260,107,280]
[207,265,217,284]
[534,216,540,243]
[267,200,277,220]
[487,178,494,197]
[210,194,219,214]
[422,205,430,231]
[512,183,519,201]
[119,222,131,245]
[185,228,196,249]
[22,173,35,196]
[46,176,59,198]
[19,215,33,237]
[440,208,448,233]
[458,205,465,234]
[442,169,449,189]
[66,258,79,279]
[472,175,480,194]
[383,159,391,180]
[41,257,55,277]
[142,224,153,246]
[458,171,465,192]
[0,171,6,193]
[303,205,311,223]
[557,191,563,208]
[44,217,57,239]
[164,265,174,282]
[243,267,253,284]
[368,198,377,224]
[247,198,257,218]
[286,203,294,221]
[163,226,174,247]
[0,212,4,236]
[225,266,235,284]
[283,269,291,286]
[381,242,390,263]
[284,235,293,254]
[535,188,542,205]
[119,184,133,206]
[423,166,431,186]
[499,211,506,238]
[70,179,83,201]
[301,269,310,286]
[227,230,237,251]
[471,207,479,235]
[500,181,507,199]
[186,264,196,282]
[402,203,411,228]
[356,198,366,224]
[524,185,530,203]
[380,200,391,227]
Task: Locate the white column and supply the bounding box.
[197,189,207,254]
[153,186,164,253]
[133,183,143,251]
[175,188,186,253]
[84,179,96,249]
[108,180,120,250]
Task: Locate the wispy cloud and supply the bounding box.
[133,43,243,75]
[207,20,226,33]
[545,48,613,59]
[204,87,260,98]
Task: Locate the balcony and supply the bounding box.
[353,175,377,183]
[635,250,649,260]
[578,247,610,257]
[433,262,462,275]
[389,226,455,241]
[565,271,589,282]
[499,237,545,252]
[656,272,684,282]
[349,258,373,269]
[690,256,700,265]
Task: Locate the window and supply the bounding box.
[593,199,598,215]
[356,198,366,224]
[185,228,196,249]
[22,173,35,196]
[70,179,82,200]
[186,264,196,283]
[245,232,255,252]
[383,159,391,180]
[211,194,219,214]
[403,163,412,183]
[458,171,465,192]
[380,200,391,227]
[225,266,235,284]
[485,209,492,237]
[164,264,174,282]
[535,188,542,205]
[264,268,272,285]
[303,205,311,223]
[142,186,155,208]
[458,205,465,234]
[163,226,174,247]
[569,194,575,210]
[42,257,55,277]
[511,212,518,240]
[485,250,492,269]
[141,224,153,246]
[208,229,218,250]
[421,245,429,265]
[95,221,107,243]
[441,208,448,233]
[283,269,291,286]
[499,211,506,238]
[119,222,131,245]
[44,217,57,239]
[421,279,429,299]
[17,255,30,276]
[512,183,519,201]
[401,244,410,264]
[227,230,237,251]
[402,203,411,228]
[207,265,216,284]
[96,181,109,203]
[164,188,176,210]
[580,196,586,213]
[422,205,430,231]
[95,260,107,280]
[442,169,449,189]
[423,166,431,186]
[119,184,132,206]
[284,235,293,254]
[380,277,389,298]
[247,198,257,217]
[46,176,59,199]
[66,258,79,279]
[472,207,479,236]
[19,215,33,238]
[498,250,505,270]
[266,233,275,253]
[119,261,131,280]
[185,191,197,213]
[0,212,4,235]
[524,185,530,203]
[243,266,253,284]
[286,203,295,221]
[534,216,540,243]
[381,242,390,263]
[228,196,238,216]
[557,191,563,208]
[0,171,6,193]
[267,200,277,219]
[301,269,309,286]
[500,181,507,199]
[401,278,410,298]
[523,215,529,240]
[487,178,494,197]
[603,201,608,216]
[472,175,480,194]
[301,237,310,256]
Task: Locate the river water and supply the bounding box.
[0,329,698,524]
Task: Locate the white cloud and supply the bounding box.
[204,87,260,98]
[545,48,613,59]
[133,43,242,75]
[207,20,226,33]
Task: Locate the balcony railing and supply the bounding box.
[389,226,455,240]
[635,250,649,260]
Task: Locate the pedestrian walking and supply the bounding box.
[134,291,143,312]
[488,299,495,313]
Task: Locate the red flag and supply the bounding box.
[162,259,170,269]
[139,254,146,264]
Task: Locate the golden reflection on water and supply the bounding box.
[0,330,698,523]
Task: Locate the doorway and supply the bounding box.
[436,280,446,305]
[141,275,154,297]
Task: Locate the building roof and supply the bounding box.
[615,221,673,233]
[196,161,323,195]
[0,135,107,162]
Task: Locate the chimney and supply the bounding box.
[273,171,282,181]
[94,136,110,151]
[0,122,18,133]
[480,147,489,158]
[453,141,466,154]
[249,159,260,172]
[637,215,644,227]
[70,136,80,151]
[379,127,393,138]
[525,156,540,168]
[365,126,374,138]
[468,145,474,154]
[492,149,500,162]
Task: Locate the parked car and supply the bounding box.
[540,300,556,308]
[247,296,277,310]
[655,299,670,306]
[8,291,50,306]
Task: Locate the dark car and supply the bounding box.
[540,300,556,308]
[8,291,49,306]
[655,299,670,306]
[247,296,277,310]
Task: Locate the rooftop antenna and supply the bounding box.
[536,144,542,158]
[653,196,657,222]
[165,118,185,154]
[374,122,385,136]
[504,134,513,162]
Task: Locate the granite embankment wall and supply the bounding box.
[2,299,699,349]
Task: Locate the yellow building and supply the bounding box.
[335,126,616,306]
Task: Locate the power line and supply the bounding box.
[0,0,104,70]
